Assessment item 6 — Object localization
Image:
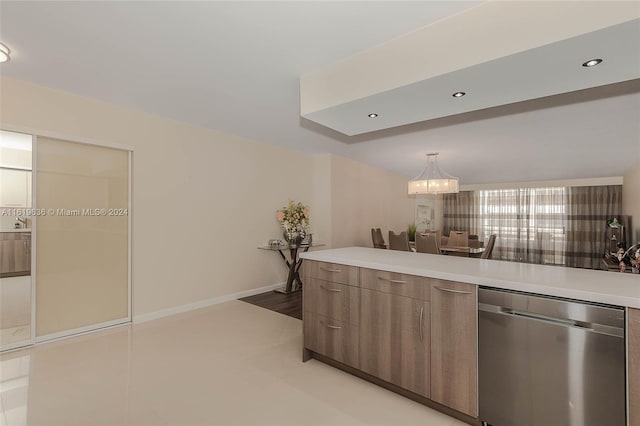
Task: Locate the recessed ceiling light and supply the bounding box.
[582,58,603,67]
[0,42,10,63]
[452,91,466,98]
[368,113,378,118]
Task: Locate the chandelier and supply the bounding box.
[408,153,459,195]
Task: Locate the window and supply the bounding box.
[444,185,622,269]
[477,187,567,265]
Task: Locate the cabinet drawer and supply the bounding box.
[360,268,430,300]
[304,278,359,325]
[304,312,359,368]
[308,261,359,286]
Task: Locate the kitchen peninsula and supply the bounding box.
[300,247,640,425]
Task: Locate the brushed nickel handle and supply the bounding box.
[320,285,342,293]
[377,276,407,284]
[434,286,473,295]
[320,267,342,273]
[326,324,342,330]
[419,306,424,342]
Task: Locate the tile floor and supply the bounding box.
[0,300,465,426]
[0,276,32,348]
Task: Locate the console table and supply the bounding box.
[258,242,325,294]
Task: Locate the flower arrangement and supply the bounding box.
[277,199,310,241]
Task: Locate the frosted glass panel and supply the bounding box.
[36,137,129,337]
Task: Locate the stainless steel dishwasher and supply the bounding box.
[478,287,626,426]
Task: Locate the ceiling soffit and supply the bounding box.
[300,2,640,136]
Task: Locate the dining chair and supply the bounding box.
[388,231,411,251]
[481,234,497,259]
[371,228,387,249]
[421,229,441,240]
[415,233,440,254]
[421,230,442,248]
[447,230,469,247]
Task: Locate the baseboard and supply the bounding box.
[132,282,285,324]
[35,317,130,344]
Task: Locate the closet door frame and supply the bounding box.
[1,126,132,346]
[0,132,36,352]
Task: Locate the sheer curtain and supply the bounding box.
[565,185,622,269]
[444,187,568,265]
[443,185,623,268]
[442,191,479,236]
[477,187,567,264]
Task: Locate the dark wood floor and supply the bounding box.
[239,290,302,320]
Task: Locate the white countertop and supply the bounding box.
[1,229,31,233]
[301,247,640,308]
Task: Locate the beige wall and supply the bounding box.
[0,77,431,322]
[1,77,324,319]
[623,161,640,244]
[329,154,415,248]
[311,154,332,248]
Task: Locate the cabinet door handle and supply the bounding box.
[434,286,473,295]
[377,276,407,284]
[320,285,342,293]
[419,306,424,342]
[320,267,342,273]
[326,324,342,330]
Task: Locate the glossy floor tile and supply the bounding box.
[0,276,32,349]
[0,300,465,426]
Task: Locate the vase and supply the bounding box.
[284,231,303,247]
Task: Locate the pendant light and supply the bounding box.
[408,153,459,195]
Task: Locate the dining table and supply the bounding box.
[411,235,485,257]
[440,245,485,257]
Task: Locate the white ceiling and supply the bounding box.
[1,1,639,185]
[304,19,640,136]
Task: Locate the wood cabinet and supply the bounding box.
[304,312,359,367]
[0,232,31,277]
[303,260,478,421]
[303,262,359,367]
[359,288,430,397]
[306,261,359,286]
[629,307,640,426]
[430,280,478,417]
[304,278,359,325]
[0,169,31,207]
[360,268,429,300]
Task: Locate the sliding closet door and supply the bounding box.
[36,137,129,339]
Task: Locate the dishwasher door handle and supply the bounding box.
[478,303,624,338]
